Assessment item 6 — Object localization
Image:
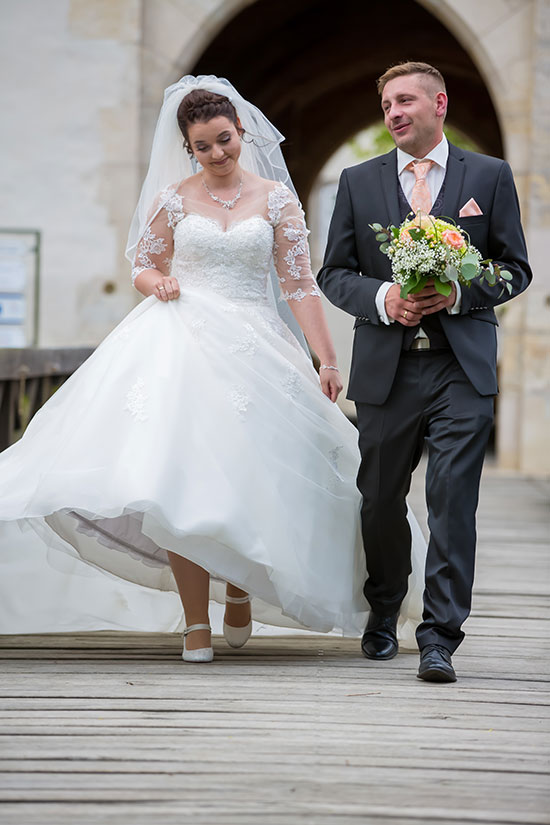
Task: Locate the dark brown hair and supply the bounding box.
[177,89,243,155]
[377,61,446,96]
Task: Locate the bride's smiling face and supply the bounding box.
[188,116,242,177]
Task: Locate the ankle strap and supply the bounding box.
[225,595,250,604]
[184,623,211,636]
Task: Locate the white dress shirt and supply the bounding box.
[375,135,461,326]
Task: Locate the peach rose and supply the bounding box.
[409,214,435,230]
[441,229,465,249]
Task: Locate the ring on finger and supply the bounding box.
[158,285,165,291]
[403,310,408,319]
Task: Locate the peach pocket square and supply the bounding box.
[459,198,483,218]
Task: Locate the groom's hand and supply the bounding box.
[385,282,457,325]
[385,284,424,327]
[409,281,457,315]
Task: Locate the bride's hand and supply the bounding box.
[320,368,343,403]
[155,276,180,302]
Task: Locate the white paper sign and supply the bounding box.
[0,237,30,256]
[0,295,26,322]
[0,261,27,292]
[0,325,26,347]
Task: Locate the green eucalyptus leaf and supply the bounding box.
[410,276,428,294]
[444,264,459,282]
[501,270,513,281]
[376,232,389,242]
[434,279,452,297]
[370,223,383,232]
[462,253,480,268]
[461,262,478,280]
[379,242,390,253]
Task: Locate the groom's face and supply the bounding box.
[381,74,446,158]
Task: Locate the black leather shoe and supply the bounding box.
[361,611,398,660]
[417,644,457,683]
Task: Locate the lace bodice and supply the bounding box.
[132,183,321,305]
[172,215,273,303]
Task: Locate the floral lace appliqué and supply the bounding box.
[230,323,259,356]
[229,385,250,420]
[328,445,345,492]
[189,317,206,341]
[132,226,168,285]
[125,377,148,422]
[280,288,307,302]
[282,366,302,400]
[329,445,344,477]
[279,284,322,302]
[267,183,295,226]
[282,220,309,280]
[159,187,185,229]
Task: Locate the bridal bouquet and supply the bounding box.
[370,215,512,299]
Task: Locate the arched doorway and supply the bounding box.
[190,0,505,425]
[192,0,503,203]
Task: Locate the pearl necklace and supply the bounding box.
[202,176,243,210]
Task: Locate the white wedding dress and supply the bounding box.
[0,182,426,642]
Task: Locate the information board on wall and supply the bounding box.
[0,231,40,347]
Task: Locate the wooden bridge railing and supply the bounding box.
[0,348,94,451]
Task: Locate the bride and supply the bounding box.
[0,76,426,661]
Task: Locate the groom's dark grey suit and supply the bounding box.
[318,142,531,652]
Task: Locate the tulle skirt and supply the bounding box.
[0,288,426,644]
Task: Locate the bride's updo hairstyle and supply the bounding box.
[177,89,244,155]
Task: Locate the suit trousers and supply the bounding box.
[355,350,494,653]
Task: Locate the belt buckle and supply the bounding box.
[411,337,431,351]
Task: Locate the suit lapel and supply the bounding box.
[441,143,466,219]
[379,150,402,227]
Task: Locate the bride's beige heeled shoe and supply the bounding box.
[223,595,252,648]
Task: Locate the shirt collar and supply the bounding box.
[397,135,449,176]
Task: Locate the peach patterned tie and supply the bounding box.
[407,159,434,215]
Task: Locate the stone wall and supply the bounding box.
[0,0,142,346]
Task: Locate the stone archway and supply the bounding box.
[189,0,508,427]
[190,0,503,202]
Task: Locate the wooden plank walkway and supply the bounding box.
[0,468,548,824]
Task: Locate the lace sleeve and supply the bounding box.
[131,187,184,285]
[269,185,322,303]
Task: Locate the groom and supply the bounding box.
[318,62,531,682]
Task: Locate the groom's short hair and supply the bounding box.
[377,62,446,96]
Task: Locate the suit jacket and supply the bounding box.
[317,143,532,405]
